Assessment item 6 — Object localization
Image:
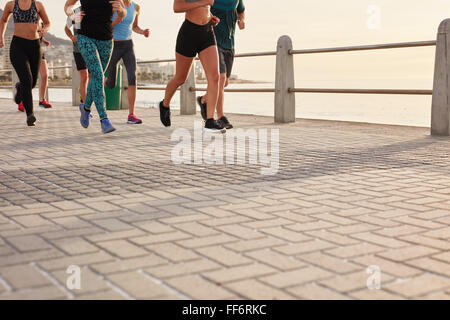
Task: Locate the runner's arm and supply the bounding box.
[132,4,150,37]
[0,2,13,48]
[36,2,51,37]
[237,0,245,30]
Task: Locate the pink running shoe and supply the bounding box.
[127,113,142,124]
[39,99,52,109]
[18,102,24,112]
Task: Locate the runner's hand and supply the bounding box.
[38,28,47,38]
[110,0,125,12]
[211,15,220,26]
[73,11,84,24]
[0,38,4,48]
[238,19,245,30]
[143,29,150,38]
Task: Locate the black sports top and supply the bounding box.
[78,0,114,41]
[13,0,38,24]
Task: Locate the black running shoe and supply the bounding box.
[218,116,233,129]
[27,114,36,127]
[159,100,171,127]
[204,118,226,134]
[14,83,21,105]
[197,96,207,121]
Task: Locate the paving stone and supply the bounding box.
[226,279,295,300]
[405,257,450,277]
[274,239,336,255]
[6,235,50,252]
[91,255,167,275]
[146,243,199,262]
[11,215,53,228]
[38,252,115,271]
[352,255,422,278]
[51,237,99,255]
[0,264,52,289]
[107,271,173,299]
[245,249,306,271]
[377,246,439,262]
[224,237,285,252]
[196,246,252,267]
[204,264,277,284]
[146,259,221,279]
[166,275,236,299]
[320,271,393,293]
[299,252,361,274]
[0,285,68,300]
[96,240,148,259]
[261,226,311,242]
[260,267,332,289]
[325,243,385,258]
[384,274,450,298]
[288,283,350,300]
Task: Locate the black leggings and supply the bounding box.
[105,40,137,89]
[10,36,42,116]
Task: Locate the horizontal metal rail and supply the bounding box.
[0,40,436,72]
[137,87,179,91]
[289,88,433,95]
[289,40,436,55]
[191,87,275,93]
[0,86,429,96]
[136,51,277,65]
[0,65,71,73]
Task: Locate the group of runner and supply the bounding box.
[0,0,246,134]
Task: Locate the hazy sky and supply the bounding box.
[5,0,450,82]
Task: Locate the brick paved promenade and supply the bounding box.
[0,100,449,300]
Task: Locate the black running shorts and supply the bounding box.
[176,19,217,58]
[73,51,87,71]
[218,47,234,78]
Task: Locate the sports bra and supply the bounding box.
[13,0,38,24]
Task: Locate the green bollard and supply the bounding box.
[105,64,123,110]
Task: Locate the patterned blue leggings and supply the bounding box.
[77,34,113,119]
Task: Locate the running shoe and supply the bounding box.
[79,103,92,128]
[218,116,233,129]
[18,102,24,112]
[14,83,21,105]
[159,100,171,127]
[39,99,52,109]
[127,113,142,124]
[196,96,207,121]
[204,118,226,134]
[100,118,116,134]
[26,114,36,127]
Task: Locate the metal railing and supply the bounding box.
[3,19,450,135]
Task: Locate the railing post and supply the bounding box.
[180,64,196,115]
[121,61,129,110]
[275,35,295,123]
[431,19,450,136]
[72,58,80,106]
